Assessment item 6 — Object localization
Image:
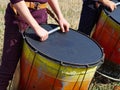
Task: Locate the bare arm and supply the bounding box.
[13,1,48,41]
[99,0,117,11]
[48,0,70,32]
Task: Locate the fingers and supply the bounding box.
[110,4,117,11]
[40,30,49,41]
[59,21,70,32]
[108,1,117,12]
[35,28,49,42]
[60,24,65,32]
[40,33,48,41]
[62,25,69,32]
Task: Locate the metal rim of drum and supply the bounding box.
[23,24,104,68]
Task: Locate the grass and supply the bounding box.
[0,0,120,90]
[0,1,6,60]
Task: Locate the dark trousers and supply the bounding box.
[78,1,102,35]
[0,24,23,90]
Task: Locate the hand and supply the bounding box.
[35,28,49,42]
[100,0,117,11]
[58,17,70,32]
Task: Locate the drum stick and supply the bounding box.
[48,27,60,34]
[116,2,120,6]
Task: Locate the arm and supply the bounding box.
[99,0,117,11]
[48,0,70,32]
[13,1,48,41]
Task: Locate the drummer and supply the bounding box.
[78,0,117,35]
[0,0,69,89]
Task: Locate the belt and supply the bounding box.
[10,2,47,14]
[25,2,47,10]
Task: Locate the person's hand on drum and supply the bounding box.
[13,1,49,42]
[48,0,70,33]
[58,17,70,33]
[99,0,117,12]
[35,27,49,42]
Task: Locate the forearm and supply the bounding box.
[98,0,109,5]
[48,0,63,19]
[13,1,42,31]
[13,1,48,41]
[98,0,116,11]
[48,0,70,32]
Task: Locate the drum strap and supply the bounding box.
[46,8,59,23]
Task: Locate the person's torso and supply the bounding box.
[5,0,48,30]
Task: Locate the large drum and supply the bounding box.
[19,24,104,90]
[92,0,120,80]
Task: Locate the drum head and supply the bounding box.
[104,0,120,24]
[24,24,103,67]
